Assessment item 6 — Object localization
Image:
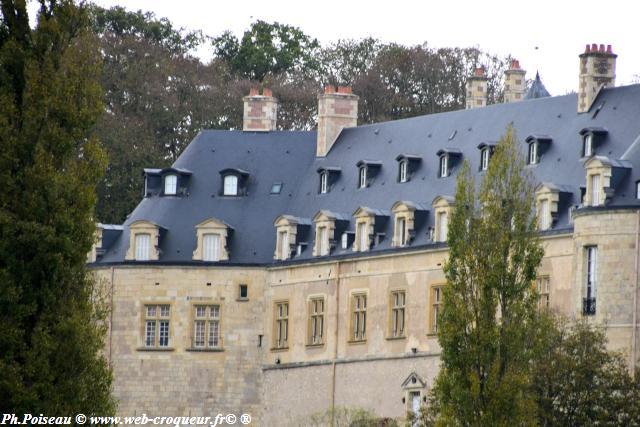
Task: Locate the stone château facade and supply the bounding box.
[89,44,640,425]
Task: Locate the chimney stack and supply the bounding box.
[243,88,278,131]
[578,43,617,113]
[316,85,359,157]
[504,59,526,103]
[466,66,488,109]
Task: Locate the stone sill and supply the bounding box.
[347,339,367,345]
[236,297,249,302]
[385,335,406,341]
[136,347,175,352]
[305,343,325,349]
[185,347,224,353]
[270,347,289,353]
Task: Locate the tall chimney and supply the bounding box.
[578,44,617,113]
[466,66,488,109]
[243,88,278,131]
[504,59,526,103]
[316,85,358,157]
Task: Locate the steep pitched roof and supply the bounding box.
[525,71,551,99]
[96,84,640,265]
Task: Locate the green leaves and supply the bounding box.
[0,0,114,414]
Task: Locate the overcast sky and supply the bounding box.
[83,1,640,94]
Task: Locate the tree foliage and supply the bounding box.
[0,0,114,413]
[433,127,544,425]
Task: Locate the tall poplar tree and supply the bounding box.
[432,127,544,425]
[0,0,115,413]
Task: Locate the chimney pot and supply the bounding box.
[262,88,272,97]
[337,86,352,94]
[474,66,486,77]
[599,44,605,53]
[591,43,598,52]
[606,44,612,54]
[249,87,259,96]
[324,85,336,94]
[585,44,591,53]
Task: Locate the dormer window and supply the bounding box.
[164,174,177,195]
[223,175,238,196]
[358,166,367,188]
[579,127,608,158]
[395,154,421,183]
[126,220,163,261]
[279,231,290,259]
[528,141,538,165]
[439,155,448,177]
[320,171,328,194]
[312,210,349,257]
[356,161,382,189]
[219,168,249,197]
[481,148,490,171]
[192,218,232,262]
[399,160,408,183]
[436,149,461,178]
[274,215,311,261]
[391,201,427,248]
[341,233,349,249]
[590,174,601,206]
[432,196,454,243]
[525,135,552,166]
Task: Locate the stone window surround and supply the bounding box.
[272,300,290,351]
[306,294,326,347]
[274,215,309,260]
[391,201,419,248]
[428,283,446,336]
[348,289,368,344]
[525,135,552,166]
[402,372,428,416]
[188,301,224,352]
[352,207,377,252]
[432,196,454,243]
[138,301,174,351]
[387,288,407,339]
[192,218,231,262]
[583,157,611,207]
[535,184,562,230]
[312,210,346,257]
[125,220,162,261]
[579,127,608,158]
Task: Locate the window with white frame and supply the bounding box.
[351,293,366,341]
[480,148,490,171]
[357,222,368,251]
[390,290,406,338]
[590,174,601,206]
[583,133,594,157]
[536,277,550,311]
[396,217,407,247]
[279,230,290,260]
[202,233,221,261]
[358,166,367,188]
[135,233,151,261]
[399,160,408,183]
[308,298,324,345]
[636,181,640,199]
[144,304,170,348]
[320,171,328,194]
[318,226,329,256]
[539,199,550,230]
[341,232,349,249]
[274,301,289,349]
[164,174,177,195]
[193,305,221,349]
[437,211,448,242]
[584,246,597,315]
[528,142,538,165]
[223,175,239,196]
[430,286,442,334]
[439,155,448,177]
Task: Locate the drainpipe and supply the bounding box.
[632,211,639,375]
[109,266,115,367]
[330,261,341,426]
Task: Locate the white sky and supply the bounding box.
[45,0,640,94]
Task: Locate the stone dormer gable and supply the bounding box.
[192,218,233,262]
[583,156,631,206]
[535,183,573,230]
[125,220,165,261]
[352,207,390,252]
[312,210,350,257]
[273,215,312,260]
[391,201,428,247]
[432,196,454,243]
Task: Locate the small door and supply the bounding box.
[411,391,421,416]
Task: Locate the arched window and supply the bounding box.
[164,174,177,195]
[223,175,238,196]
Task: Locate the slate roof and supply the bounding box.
[526,72,551,99]
[96,84,640,266]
